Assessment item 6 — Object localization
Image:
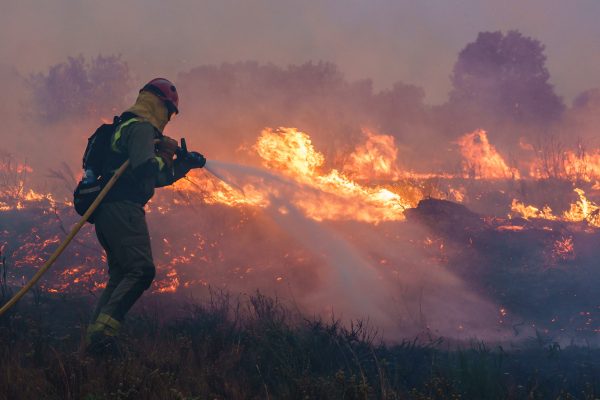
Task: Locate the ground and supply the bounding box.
[1,291,599,400]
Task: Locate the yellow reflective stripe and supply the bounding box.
[155,156,165,170]
[94,312,121,335]
[111,118,140,153]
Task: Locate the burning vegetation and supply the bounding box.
[2,123,600,340]
[1,27,599,398]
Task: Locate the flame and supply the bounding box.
[172,173,268,208]
[154,268,180,293]
[448,187,466,203]
[3,123,600,334]
[7,120,600,317]
[1,155,56,211]
[522,139,600,181]
[0,158,33,174]
[511,188,600,227]
[256,128,325,177]
[496,225,525,231]
[168,127,417,223]
[510,199,557,220]
[457,130,520,179]
[552,236,575,261]
[2,123,600,334]
[342,129,401,181]
[563,188,600,227]
[562,151,600,181]
[254,127,414,222]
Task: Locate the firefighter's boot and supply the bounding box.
[85,313,121,355]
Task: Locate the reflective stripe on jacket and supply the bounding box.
[102,115,174,205]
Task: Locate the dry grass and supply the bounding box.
[0,290,598,400]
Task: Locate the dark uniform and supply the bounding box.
[86,79,204,351]
[87,114,185,344]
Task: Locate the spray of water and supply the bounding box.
[203,160,512,340]
[205,160,390,323]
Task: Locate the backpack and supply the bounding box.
[73,116,122,223]
[82,116,122,178]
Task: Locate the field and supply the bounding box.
[1,289,599,400]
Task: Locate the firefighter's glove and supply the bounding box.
[173,151,206,181]
[185,151,206,169]
[156,136,179,169]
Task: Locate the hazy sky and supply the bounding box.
[1,0,599,104]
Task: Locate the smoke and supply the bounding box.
[2,25,598,188]
[2,1,599,103]
[204,160,508,339]
[1,16,599,341]
[205,160,386,317]
[28,55,131,124]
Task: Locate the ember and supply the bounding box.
[2,116,600,338]
[552,236,575,261]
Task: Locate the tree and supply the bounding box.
[566,88,600,140]
[29,55,131,123]
[449,31,564,126]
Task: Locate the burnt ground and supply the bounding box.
[405,198,600,339]
[0,291,599,400]
[2,194,599,339]
[1,194,600,398]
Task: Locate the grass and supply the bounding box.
[0,290,598,400]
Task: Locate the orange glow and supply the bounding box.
[496,225,525,231]
[6,124,600,306]
[154,268,180,293]
[510,199,556,220]
[457,130,520,179]
[254,127,414,222]
[563,188,600,227]
[0,159,33,174]
[448,187,466,203]
[511,188,600,227]
[562,151,600,181]
[0,154,54,211]
[342,129,401,181]
[553,236,575,261]
[172,174,268,208]
[168,127,417,223]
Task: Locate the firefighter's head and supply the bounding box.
[140,78,179,118]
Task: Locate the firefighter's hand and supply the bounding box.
[173,152,206,180]
[156,136,179,168]
[185,151,206,169]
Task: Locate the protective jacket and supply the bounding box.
[103,91,180,205]
[87,90,180,347]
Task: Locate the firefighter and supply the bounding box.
[86,78,205,352]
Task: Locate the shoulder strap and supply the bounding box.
[111,117,140,153]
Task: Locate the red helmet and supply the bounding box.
[141,78,179,114]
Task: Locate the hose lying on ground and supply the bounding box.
[0,160,131,317]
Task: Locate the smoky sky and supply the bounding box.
[1,0,599,104]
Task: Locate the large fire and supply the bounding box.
[511,188,600,227]
[1,126,600,336]
[457,130,520,179]
[342,129,402,181]
[174,127,415,223]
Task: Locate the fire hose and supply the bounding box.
[0,160,131,317]
[0,137,207,316]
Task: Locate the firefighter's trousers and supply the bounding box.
[91,201,156,323]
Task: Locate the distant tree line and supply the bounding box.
[26,31,598,171]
